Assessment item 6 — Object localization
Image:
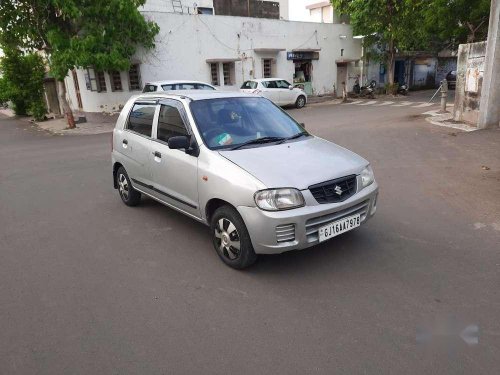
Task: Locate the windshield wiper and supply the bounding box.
[231,136,285,150]
[276,132,309,144]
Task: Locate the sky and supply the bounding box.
[288,0,315,22]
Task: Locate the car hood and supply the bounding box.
[218,137,368,190]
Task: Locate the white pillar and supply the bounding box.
[478,0,500,129]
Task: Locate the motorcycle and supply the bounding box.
[397,83,409,96]
[353,79,376,99]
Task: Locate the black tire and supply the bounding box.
[116,166,141,206]
[295,95,306,109]
[210,205,257,269]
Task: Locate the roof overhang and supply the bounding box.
[205,58,241,63]
[292,48,322,52]
[306,1,331,10]
[253,48,286,53]
[335,58,360,64]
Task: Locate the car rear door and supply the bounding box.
[150,99,200,218]
[261,80,280,104]
[240,80,257,93]
[120,101,158,192]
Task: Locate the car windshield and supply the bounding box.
[190,97,307,150]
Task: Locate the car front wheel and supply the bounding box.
[210,205,257,269]
[295,95,306,109]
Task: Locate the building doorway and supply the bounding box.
[293,60,313,95]
[336,63,348,97]
[71,70,83,110]
[43,78,61,115]
[394,60,406,85]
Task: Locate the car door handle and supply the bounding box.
[123,139,128,145]
[153,151,161,158]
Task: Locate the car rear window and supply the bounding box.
[126,103,156,137]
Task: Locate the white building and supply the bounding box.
[64,0,361,113]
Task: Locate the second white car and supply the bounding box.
[240,78,307,108]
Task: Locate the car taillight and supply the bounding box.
[111,132,114,151]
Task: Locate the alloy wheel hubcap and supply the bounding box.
[298,98,305,107]
[214,218,241,260]
[118,174,129,200]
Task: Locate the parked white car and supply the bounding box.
[143,80,217,93]
[240,78,307,108]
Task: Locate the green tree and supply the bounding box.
[0,1,159,128]
[331,0,427,88]
[0,47,46,120]
[422,0,491,49]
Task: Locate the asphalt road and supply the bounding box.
[1,95,499,374]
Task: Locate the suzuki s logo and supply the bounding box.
[334,185,343,196]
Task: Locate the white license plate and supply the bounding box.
[318,214,361,242]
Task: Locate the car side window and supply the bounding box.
[161,84,176,91]
[157,104,189,142]
[196,84,215,90]
[127,103,156,137]
[263,81,278,89]
[143,84,157,93]
[178,83,196,90]
[277,80,291,89]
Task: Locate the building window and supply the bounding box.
[96,71,107,92]
[85,68,98,91]
[128,64,141,91]
[222,62,235,85]
[197,7,213,15]
[110,71,122,91]
[210,63,219,86]
[262,59,274,78]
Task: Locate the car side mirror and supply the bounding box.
[289,85,294,90]
[168,135,200,156]
[168,135,190,150]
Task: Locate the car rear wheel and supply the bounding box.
[295,95,306,109]
[211,205,257,269]
[116,166,141,206]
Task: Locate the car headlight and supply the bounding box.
[360,166,375,188]
[254,188,305,211]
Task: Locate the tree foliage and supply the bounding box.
[331,0,427,86]
[422,0,491,48]
[0,0,160,80]
[0,47,46,120]
[0,0,159,126]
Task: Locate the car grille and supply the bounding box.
[305,200,370,243]
[276,224,296,243]
[309,175,357,204]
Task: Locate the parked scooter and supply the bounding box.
[353,79,377,99]
[397,82,409,96]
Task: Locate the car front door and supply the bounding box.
[121,101,157,191]
[276,80,294,105]
[150,99,200,218]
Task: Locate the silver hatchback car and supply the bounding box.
[112,91,378,269]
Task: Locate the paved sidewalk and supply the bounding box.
[36,117,115,135]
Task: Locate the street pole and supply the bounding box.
[440,79,448,113]
[478,0,500,129]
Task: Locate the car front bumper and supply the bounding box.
[237,182,378,254]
